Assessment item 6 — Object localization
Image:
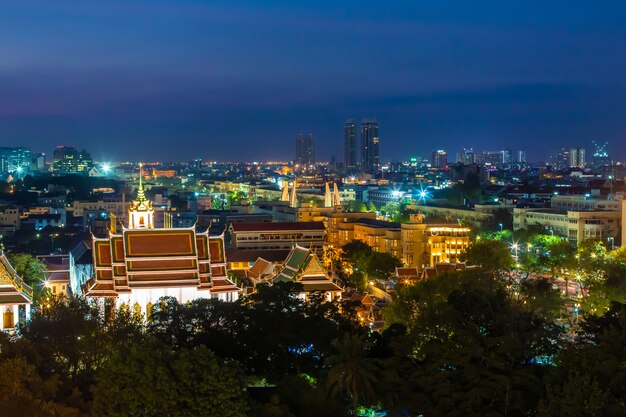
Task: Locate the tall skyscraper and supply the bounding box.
[431,150,448,168]
[569,148,586,168]
[360,119,379,171]
[295,133,315,165]
[344,119,358,170]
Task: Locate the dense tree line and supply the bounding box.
[3,258,626,415]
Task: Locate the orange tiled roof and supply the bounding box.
[88,227,239,297]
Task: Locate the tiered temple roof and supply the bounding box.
[0,253,33,305]
[272,245,342,293]
[85,173,239,299]
[87,228,239,297]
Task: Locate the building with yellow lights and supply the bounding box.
[327,213,470,270]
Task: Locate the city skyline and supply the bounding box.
[1,1,626,162]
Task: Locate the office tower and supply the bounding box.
[52,146,94,173]
[0,147,32,175]
[344,119,358,170]
[295,133,315,165]
[360,119,379,171]
[458,148,475,164]
[31,153,46,172]
[431,150,448,168]
[515,150,527,164]
[569,148,586,168]
[502,148,512,165]
[551,148,570,170]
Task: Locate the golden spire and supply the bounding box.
[136,162,147,204]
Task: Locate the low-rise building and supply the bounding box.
[38,254,72,296]
[514,207,621,244]
[229,221,326,254]
[328,213,470,270]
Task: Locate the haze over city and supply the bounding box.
[2,1,626,162]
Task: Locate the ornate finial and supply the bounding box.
[136,162,147,204]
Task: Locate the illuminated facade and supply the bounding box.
[327,213,470,270]
[0,253,32,333]
[84,169,240,313]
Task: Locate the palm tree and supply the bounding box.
[325,333,378,414]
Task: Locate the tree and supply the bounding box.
[365,251,402,279]
[461,239,514,273]
[93,341,247,417]
[325,334,379,413]
[541,302,626,416]
[381,269,561,416]
[0,356,81,417]
[7,253,46,287]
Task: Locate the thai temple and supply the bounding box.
[0,253,32,332]
[84,165,240,313]
[248,244,343,301]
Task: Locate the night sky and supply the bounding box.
[1,1,626,163]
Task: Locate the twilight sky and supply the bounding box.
[1,0,626,162]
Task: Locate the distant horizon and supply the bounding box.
[2,2,626,162]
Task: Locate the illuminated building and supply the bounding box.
[84,165,240,312]
[0,147,32,175]
[431,149,448,169]
[344,119,358,170]
[361,119,380,171]
[295,133,315,165]
[38,254,72,296]
[52,146,93,173]
[327,213,470,269]
[0,253,32,333]
[269,244,343,301]
[229,221,326,254]
[569,148,586,168]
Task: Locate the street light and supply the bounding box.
[498,223,503,231]
[608,236,615,250]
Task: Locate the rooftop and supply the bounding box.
[230,221,325,232]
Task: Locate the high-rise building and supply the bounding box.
[31,153,46,172]
[344,119,358,170]
[502,148,512,165]
[52,146,93,174]
[360,119,379,171]
[431,150,448,168]
[0,147,32,175]
[515,150,527,164]
[551,148,570,170]
[569,148,586,168]
[295,134,315,165]
[457,148,475,165]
